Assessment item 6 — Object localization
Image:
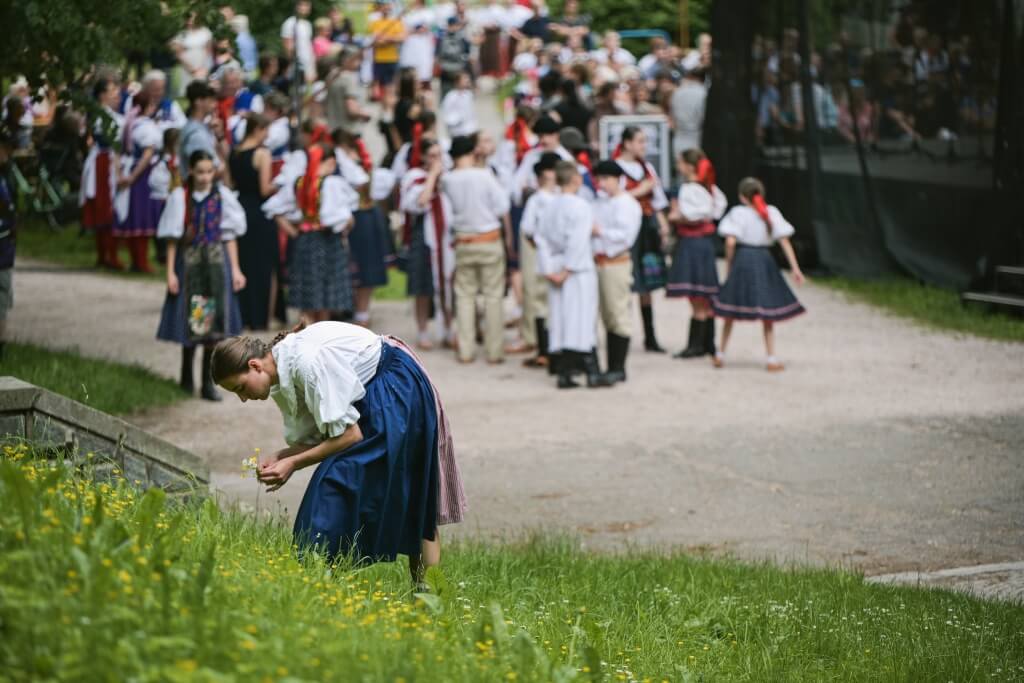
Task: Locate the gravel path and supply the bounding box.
[10,259,1024,579]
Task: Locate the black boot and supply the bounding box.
[583,349,613,388]
[704,318,717,357]
[524,318,549,368]
[605,332,630,384]
[200,346,222,402]
[641,304,665,353]
[180,346,196,394]
[556,351,579,389]
[548,351,561,376]
[674,319,706,359]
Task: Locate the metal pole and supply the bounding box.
[291,2,303,150]
[679,0,689,49]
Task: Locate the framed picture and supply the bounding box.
[598,114,672,183]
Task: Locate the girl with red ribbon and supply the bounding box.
[666,148,728,358]
[711,177,806,372]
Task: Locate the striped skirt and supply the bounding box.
[712,245,805,322]
[666,235,719,299]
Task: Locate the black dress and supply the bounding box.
[228,147,278,330]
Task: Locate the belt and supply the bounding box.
[454,228,502,244]
[594,252,630,266]
[675,221,715,238]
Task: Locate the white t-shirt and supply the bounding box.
[399,31,436,83]
[281,16,315,78]
[718,204,795,247]
[176,27,213,74]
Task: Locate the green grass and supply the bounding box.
[821,276,1024,343]
[2,444,1022,682]
[1,342,185,415]
[17,219,163,282]
[376,267,408,301]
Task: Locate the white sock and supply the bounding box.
[354,311,370,324]
[418,330,432,344]
[766,355,779,365]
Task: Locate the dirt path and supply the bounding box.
[11,258,1024,575]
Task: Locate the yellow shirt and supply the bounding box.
[370,18,404,64]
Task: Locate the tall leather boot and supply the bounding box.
[180,345,196,394]
[583,349,613,388]
[200,346,222,402]
[641,303,664,353]
[556,351,579,389]
[704,318,717,357]
[674,319,706,359]
[106,230,125,270]
[548,351,561,376]
[605,332,630,384]
[130,236,155,273]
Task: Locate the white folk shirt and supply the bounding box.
[440,89,478,137]
[615,159,669,212]
[511,145,573,205]
[270,322,383,445]
[593,192,642,258]
[541,193,599,353]
[440,167,510,234]
[717,204,795,247]
[401,167,456,316]
[520,187,558,274]
[261,174,358,232]
[677,182,727,223]
[156,186,247,240]
[115,116,163,222]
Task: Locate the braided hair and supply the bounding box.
[209,322,307,384]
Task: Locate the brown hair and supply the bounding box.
[210,322,306,384]
[738,177,772,235]
[554,160,579,187]
[241,111,269,139]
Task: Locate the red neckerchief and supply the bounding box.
[622,160,655,216]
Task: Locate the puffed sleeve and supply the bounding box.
[156,188,186,240]
[768,205,795,239]
[134,118,163,151]
[336,152,371,187]
[400,171,428,215]
[149,159,171,200]
[274,149,306,188]
[262,182,297,220]
[711,185,728,220]
[218,187,247,239]
[717,206,743,239]
[678,183,715,222]
[370,168,396,201]
[320,176,358,233]
[301,350,366,437]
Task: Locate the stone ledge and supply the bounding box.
[0,376,208,491]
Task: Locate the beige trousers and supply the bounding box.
[454,239,506,362]
[597,259,634,337]
[518,234,548,346]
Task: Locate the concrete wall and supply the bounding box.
[0,376,208,493]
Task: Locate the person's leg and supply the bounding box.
[179,345,196,393]
[409,529,441,584]
[267,271,279,329]
[764,321,783,370]
[415,296,433,347]
[453,244,478,362]
[713,319,733,368]
[639,292,664,352]
[482,243,506,363]
[354,287,373,325]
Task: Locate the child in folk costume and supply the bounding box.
[537,161,612,389]
[390,111,451,188]
[211,321,466,584]
[712,177,806,372]
[156,150,247,401]
[262,140,360,324]
[614,126,671,353]
[333,129,393,327]
[518,151,562,369]
[148,128,181,266]
[114,93,164,273]
[592,160,642,384]
[495,104,537,193]
[667,148,727,359]
[400,138,455,350]
[263,92,292,179]
[440,71,478,137]
[80,76,125,270]
[441,135,511,364]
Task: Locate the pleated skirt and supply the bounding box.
[712,246,805,322]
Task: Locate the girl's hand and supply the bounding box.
[232,269,247,292]
[167,272,180,295]
[792,269,806,286]
[258,457,295,492]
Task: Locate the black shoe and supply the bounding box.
[557,373,580,389]
[644,339,666,353]
[605,333,629,384]
[179,346,196,394]
[548,351,561,377]
[200,347,222,402]
[675,319,706,358]
[583,349,614,388]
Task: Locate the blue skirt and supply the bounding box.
[289,230,353,312]
[712,246,805,322]
[349,206,390,289]
[631,215,667,293]
[293,342,440,563]
[156,245,243,346]
[405,218,433,297]
[666,235,719,299]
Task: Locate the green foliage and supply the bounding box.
[0,342,186,415]
[17,220,163,281]
[546,0,712,48]
[821,276,1024,343]
[2,443,1023,682]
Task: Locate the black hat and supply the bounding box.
[449,134,477,159]
[559,126,586,152]
[532,116,560,135]
[593,160,624,177]
[533,151,562,176]
[185,79,217,101]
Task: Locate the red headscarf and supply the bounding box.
[354,137,373,174]
[575,149,592,173]
[410,121,424,168]
[695,158,716,192]
[752,192,773,235]
[299,145,324,220]
[506,117,531,164]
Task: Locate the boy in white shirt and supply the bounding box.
[539,161,611,389]
[518,151,562,369]
[440,72,478,137]
[441,135,511,363]
[592,160,642,383]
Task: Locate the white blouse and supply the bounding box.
[156,186,247,240]
[271,322,383,445]
[616,159,669,211]
[718,204,795,247]
[441,89,478,137]
[592,192,642,258]
[261,174,358,233]
[677,182,727,222]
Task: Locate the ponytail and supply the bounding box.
[299,145,325,217]
[739,176,772,236]
[410,121,424,168]
[695,158,715,192]
[210,322,307,384]
[354,137,373,174]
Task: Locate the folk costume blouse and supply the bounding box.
[717,204,795,247]
[156,186,247,241]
